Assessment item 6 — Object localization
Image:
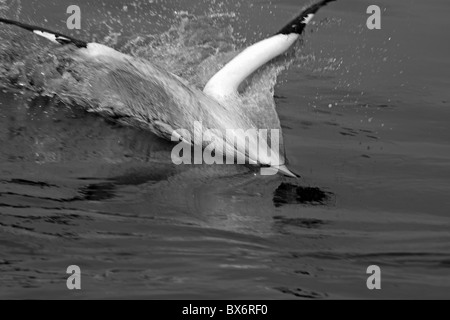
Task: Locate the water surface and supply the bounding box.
[0,0,449,299]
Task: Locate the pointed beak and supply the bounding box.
[260,165,301,178]
[274,165,301,178]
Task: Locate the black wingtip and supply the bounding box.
[0,17,87,48]
[277,0,337,35]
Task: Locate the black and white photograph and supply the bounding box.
[0,0,449,302]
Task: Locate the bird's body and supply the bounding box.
[0,0,337,177]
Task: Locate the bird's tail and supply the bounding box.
[0,17,87,48]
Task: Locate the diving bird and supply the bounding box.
[0,0,336,177]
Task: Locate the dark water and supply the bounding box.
[0,0,449,299]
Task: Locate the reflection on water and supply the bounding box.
[1,0,450,299]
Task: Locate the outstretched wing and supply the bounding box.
[0,17,87,48]
[203,0,336,101]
